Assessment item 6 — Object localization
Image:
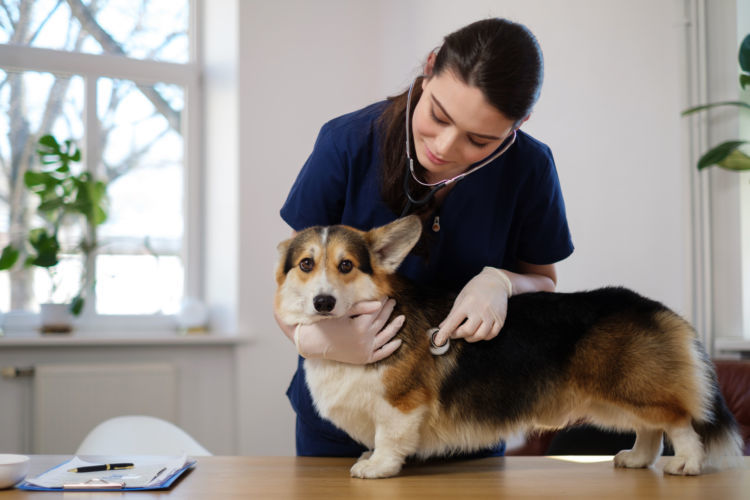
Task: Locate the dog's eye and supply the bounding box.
[338,260,353,274]
[299,258,314,272]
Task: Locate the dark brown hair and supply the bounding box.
[378,18,544,217]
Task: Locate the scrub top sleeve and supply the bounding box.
[516,156,574,265]
[280,123,348,231]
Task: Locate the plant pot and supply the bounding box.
[39,303,73,334]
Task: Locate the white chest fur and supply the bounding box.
[303,359,386,449]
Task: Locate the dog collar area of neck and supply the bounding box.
[427,327,450,355]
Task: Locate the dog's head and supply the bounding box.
[274,215,422,325]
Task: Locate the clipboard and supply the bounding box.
[17,455,196,491]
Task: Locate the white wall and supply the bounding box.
[227,0,691,455]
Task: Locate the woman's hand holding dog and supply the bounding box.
[290,299,405,364]
[435,267,513,347]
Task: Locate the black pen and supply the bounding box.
[68,463,134,473]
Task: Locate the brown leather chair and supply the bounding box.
[715,359,750,455]
[507,359,750,456]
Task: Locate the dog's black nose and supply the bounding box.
[313,294,336,313]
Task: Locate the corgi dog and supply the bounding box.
[274,215,742,479]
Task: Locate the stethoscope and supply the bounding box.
[400,76,517,217]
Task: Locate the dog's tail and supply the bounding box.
[692,355,744,468]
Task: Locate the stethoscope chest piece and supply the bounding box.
[427,327,450,355]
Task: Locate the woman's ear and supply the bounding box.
[423,49,438,77]
[515,115,531,129]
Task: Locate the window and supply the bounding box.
[0,0,200,324]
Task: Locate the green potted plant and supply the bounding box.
[681,33,750,171]
[0,134,108,332]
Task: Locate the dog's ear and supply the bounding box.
[276,238,291,258]
[366,215,422,273]
[275,238,293,283]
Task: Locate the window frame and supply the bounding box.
[0,2,203,332]
[684,0,750,354]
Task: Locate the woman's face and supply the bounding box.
[411,70,516,183]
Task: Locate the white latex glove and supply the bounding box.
[294,299,404,364]
[434,267,513,347]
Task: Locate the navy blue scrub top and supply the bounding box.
[280,100,574,457]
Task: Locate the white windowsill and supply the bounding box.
[715,338,750,356]
[0,331,251,347]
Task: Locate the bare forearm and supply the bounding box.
[503,270,556,295]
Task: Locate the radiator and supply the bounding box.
[33,363,177,454]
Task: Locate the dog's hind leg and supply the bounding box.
[613,428,663,469]
[663,423,705,475]
[350,406,424,479]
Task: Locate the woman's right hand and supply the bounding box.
[276,299,404,364]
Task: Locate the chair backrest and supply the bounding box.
[76,415,212,456]
[715,359,750,455]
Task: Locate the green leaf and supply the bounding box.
[37,198,65,212]
[38,134,59,149]
[682,100,750,115]
[716,149,750,171]
[741,74,750,90]
[740,33,750,72]
[0,245,20,270]
[27,228,60,268]
[69,176,108,226]
[93,206,108,225]
[23,170,49,189]
[36,134,81,173]
[28,227,47,245]
[697,140,748,169]
[70,296,84,316]
[29,253,59,268]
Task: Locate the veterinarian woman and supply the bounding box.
[275,18,574,457]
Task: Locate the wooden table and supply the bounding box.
[2,455,749,499]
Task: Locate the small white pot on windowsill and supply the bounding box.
[39,303,74,334]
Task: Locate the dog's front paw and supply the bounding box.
[350,454,403,479]
[614,449,655,469]
[663,455,702,476]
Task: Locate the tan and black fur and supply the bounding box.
[275,215,742,478]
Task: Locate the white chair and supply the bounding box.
[76,415,212,456]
